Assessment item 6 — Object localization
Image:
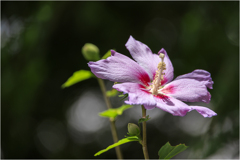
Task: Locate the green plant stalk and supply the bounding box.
[97,78,123,159]
[141,105,149,160]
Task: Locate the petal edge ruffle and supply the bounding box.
[191,106,217,118]
[175,69,213,89]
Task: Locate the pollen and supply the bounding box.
[150,53,166,95]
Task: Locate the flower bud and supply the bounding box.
[82,43,100,61]
[128,123,140,136]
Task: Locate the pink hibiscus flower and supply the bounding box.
[88,36,217,117]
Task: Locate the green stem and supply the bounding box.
[141,105,149,160]
[97,78,123,159]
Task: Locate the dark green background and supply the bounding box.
[2,1,239,159]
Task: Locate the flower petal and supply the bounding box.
[125,36,159,80]
[161,78,211,103]
[143,104,156,110]
[175,69,213,89]
[153,95,193,117]
[88,50,150,86]
[125,36,174,83]
[154,96,216,117]
[113,82,191,116]
[113,82,216,117]
[113,82,156,106]
[191,106,217,118]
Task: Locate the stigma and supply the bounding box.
[149,53,166,95]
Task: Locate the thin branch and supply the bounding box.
[97,78,123,159]
[141,105,149,160]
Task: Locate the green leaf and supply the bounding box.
[106,89,118,97]
[101,50,112,59]
[94,136,139,156]
[99,105,133,119]
[138,115,150,124]
[61,70,93,88]
[117,104,133,114]
[99,109,118,118]
[158,142,188,159]
[118,93,128,101]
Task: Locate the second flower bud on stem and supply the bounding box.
[128,123,141,137]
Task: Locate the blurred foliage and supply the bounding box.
[1,1,239,159]
[158,142,188,159]
[106,88,118,97]
[101,49,112,59]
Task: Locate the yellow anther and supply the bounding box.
[150,53,166,95]
[159,53,165,59]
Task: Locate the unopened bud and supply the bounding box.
[82,43,100,61]
[128,123,140,136]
